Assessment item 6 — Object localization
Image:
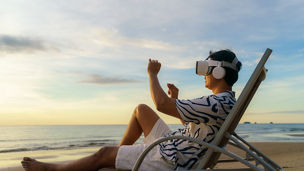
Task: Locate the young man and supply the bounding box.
[21,50,242,171]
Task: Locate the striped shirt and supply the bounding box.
[159,90,236,169]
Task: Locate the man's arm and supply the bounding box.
[167,83,186,125]
[147,59,181,120]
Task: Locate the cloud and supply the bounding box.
[246,110,304,116]
[247,34,277,42]
[0,35,57,53]
[92,28,182,51]
[79,73,141,85]
[269,110,304,114]
[298,48,304,53]
[262,75,304,89]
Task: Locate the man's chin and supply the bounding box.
[205,84,212,90]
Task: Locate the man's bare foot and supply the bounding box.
[21,157,57,171]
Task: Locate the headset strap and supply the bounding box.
[221,61,238,71]
[208,60,238,71]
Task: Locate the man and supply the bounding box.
[21,49,242,171]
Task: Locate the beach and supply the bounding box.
[215,142,304,170]
[1,124,304,170]
[0,142,303,171]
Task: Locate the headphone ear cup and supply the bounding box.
[212,66,226,79]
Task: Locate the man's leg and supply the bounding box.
[21,146,118,171]
[119,104,160,146]
[21,104,159,171]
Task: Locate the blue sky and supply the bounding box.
[0,0,303,125]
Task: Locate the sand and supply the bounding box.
[0,142,303,171]
[214,142,304,171]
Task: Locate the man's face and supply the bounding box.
[204,75,211,89]
[204,74,217,90]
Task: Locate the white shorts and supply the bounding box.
[115,118,174,171]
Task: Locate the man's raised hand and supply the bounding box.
[147,59,161,76]
[167,83,179,99]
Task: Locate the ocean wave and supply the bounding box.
[289,128,304,132]
[0,139,117,153]
[0,138,42,142]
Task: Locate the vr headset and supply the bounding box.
[196,57,239,79]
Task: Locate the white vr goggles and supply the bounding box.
[196,57,239,79]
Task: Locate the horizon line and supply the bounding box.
[1,122,304,126]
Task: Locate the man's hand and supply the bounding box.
[168,83,184,125]
[147,59,161,76]
[167,83,179,99]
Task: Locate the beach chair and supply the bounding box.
[133,48,283,171]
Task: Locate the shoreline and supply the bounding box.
[287,133,304,137]
[1,142,304,171]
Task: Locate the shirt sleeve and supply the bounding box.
[175,96,219,125]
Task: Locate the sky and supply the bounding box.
[0,0,303,125]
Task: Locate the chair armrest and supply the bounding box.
[132,136,262,171]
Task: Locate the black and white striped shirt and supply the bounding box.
[159,91,236,169]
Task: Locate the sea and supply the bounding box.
[1,123,304,154]
[0,123,304,168]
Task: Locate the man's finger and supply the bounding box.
[168,83,177,89]
[167,84,174,89]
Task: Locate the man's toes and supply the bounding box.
[23,157,35,161]
[21,161,29,168]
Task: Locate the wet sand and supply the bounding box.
[1,142,303,171]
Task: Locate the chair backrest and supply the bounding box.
[197,48,273,169]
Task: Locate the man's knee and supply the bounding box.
[94,146,118,167]
[136,104,151,115]
[135,104,159,122]
[135,104,156,118]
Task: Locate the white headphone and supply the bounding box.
[196,57,239,79]
[212,64,227,79]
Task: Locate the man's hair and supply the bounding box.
[208,49,242,86]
